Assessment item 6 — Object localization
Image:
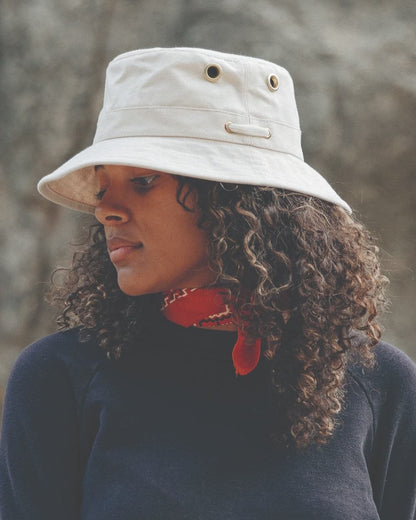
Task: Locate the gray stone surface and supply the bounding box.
[1,0,415,408]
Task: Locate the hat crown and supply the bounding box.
[94,47,303,160]
[101,47,299,127]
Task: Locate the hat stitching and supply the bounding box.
[93,132,300,157]
[104,105,254,117]
[102,105,300,130]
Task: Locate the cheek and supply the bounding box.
[176,208,208,254]
[157,189,206,250]
[158,212,209,264]
[150,203,212,288]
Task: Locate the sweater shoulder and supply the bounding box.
[350,340,416,387]
[5,329,107,412]
[347,340,416,418]
[13,328,106,368]
[374,340,416,377]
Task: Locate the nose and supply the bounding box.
[94,193,130,225]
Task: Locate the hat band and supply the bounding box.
[93,107,304,160]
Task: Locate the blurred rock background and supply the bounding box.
[1,0,415,412]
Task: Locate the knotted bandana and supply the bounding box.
[161,287,261,376]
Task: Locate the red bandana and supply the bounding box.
[161,287,261,376]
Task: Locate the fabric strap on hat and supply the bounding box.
[160,287,262,376]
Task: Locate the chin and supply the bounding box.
[117,282,158,297]
[115,276,149,296]
[115,268,217,296]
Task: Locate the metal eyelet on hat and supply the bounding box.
[267,73,279,91]
[204,63,222,82]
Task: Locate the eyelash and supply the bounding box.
[132,174,159,189]
[95,175,159,200]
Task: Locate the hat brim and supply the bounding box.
[37,136,352,214]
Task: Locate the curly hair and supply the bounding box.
[50,176,388,449]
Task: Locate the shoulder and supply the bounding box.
[347,340,416,425]
[349,340,416,391]
[10,329,106,376]
[16,328,104,361]
[374,340,416,378]
[5,329,107,409]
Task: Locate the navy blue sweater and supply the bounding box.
[1,317,416,519]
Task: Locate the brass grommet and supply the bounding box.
[204,63,222,82]
[267,73,279,91]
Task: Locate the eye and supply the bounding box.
[95,188,106,201]
[131,174,159,190]
[94,174,160,201]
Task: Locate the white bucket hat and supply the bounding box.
[37,47,351,214]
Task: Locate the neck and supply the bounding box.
[160,287,262,375]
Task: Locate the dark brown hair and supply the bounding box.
[51,177,388,448]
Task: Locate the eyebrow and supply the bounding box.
[94,165,104,172]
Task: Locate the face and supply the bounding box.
[94,165,216,296]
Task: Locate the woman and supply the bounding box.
[1,47,415,519]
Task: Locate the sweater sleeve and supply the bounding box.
[0,336,86,520]
[365,342,416,520]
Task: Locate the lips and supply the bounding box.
[106,237,143,263]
